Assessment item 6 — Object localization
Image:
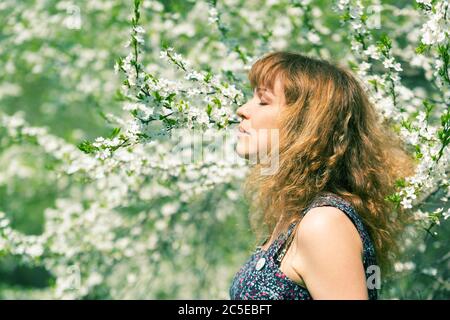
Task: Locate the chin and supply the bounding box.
[234,144,248,159]
[235,142,257,160]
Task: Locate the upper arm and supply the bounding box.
[294,206,368,300]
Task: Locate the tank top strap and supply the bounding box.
[303,192,370,242]
[268,195,324,259]
[267,221,297,258]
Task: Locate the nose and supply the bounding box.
[236,102,250,120]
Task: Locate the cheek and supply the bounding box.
[256,130,273,151]
[251,110,280,130]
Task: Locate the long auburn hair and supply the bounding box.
[244,51,417,277]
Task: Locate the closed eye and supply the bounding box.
[259,102,268,106]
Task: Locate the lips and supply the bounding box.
[238,125,250,134]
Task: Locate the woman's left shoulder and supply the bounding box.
[292,206,370,299]
[295,206,363,255]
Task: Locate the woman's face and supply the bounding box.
[235,77,285,159]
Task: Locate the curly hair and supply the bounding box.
[243,51,417,277]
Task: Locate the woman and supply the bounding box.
[229,51,416,300]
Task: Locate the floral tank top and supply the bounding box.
[229,192,379,300]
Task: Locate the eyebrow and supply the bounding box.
[256,87,274,98]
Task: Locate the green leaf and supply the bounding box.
[212,97,221,107]
[340,12,351,22]
[110,128,121,139]
[394,178,406,188]
[78,140,98,154]
[348,60,358,71]
[400,119,412,130]
[161,40,170,51]
[415,42,428,54]
[163,117,177,126]
[441,109,450,127]
[376,34,392,54]
[153,91,162,103]
[385,193,401,207]
[204,71,212,83]
[206,104,213,116]
[368,78,378,87]
[114,88,126,101]
[166,92,176,103]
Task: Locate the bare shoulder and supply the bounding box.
[292,206,368,299]
[295,206,363,255]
